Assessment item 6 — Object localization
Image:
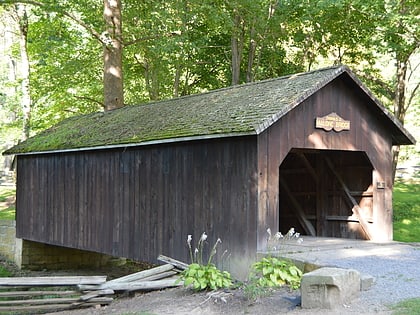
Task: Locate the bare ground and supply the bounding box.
[1,259,392,315]
[48,285,392,315]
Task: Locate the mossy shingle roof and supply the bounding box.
[4,66,415,155]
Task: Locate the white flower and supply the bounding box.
[187,235,192,246]
[217,238,222,244]
[288,227,295,236]
[267,228,272,237]
[200,232,207,242]
[295,232,300,238]
[194,248,199,254]
[275,232,283,240]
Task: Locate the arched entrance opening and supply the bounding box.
[279,149,374,239]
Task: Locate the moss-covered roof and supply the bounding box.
[4,65,415,155]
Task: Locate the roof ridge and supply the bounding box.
[126,65,346,109]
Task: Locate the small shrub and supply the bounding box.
[182,262,232,291]
[250,256,302,290]
[243,227,304,300]
[178,233,233,291]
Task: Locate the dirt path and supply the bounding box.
[48,285,391,315]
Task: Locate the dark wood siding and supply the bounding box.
[16,137,258,266]
[257,77,394,247]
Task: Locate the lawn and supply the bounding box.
[0,186,15,220]
[392,180,420,242]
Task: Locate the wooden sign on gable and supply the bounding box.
[315,112,350,132]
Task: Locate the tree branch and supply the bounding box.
[72,95,105,109]
[0,0,105,44]
[123,31,181,47]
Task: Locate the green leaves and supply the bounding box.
[180,263,233,291]
[251,256,302,290]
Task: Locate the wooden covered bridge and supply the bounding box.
[4,66,415,274]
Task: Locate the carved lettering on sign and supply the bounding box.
[315,112,350,132]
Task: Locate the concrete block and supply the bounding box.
[360,273,375,291]
[301,267,360,309]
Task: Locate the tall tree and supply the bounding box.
[13,4,31,139]
[103,0,123,110]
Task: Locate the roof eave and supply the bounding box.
[342,69,416,146]
[255,66,347,134]
[5,131,256,156]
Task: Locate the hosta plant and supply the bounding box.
[251,256,302,290]
[181,262,232,291]
[178,232,233,291]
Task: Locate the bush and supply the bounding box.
[250,256,302,290]
[181,262,232,291]
[178,233,232,291]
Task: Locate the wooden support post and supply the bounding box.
[316,155,327,236]
[323,156,373,240]
[279,177,316,236]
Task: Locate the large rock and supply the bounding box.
[301,267,360,309]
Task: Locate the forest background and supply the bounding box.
[0,0,419,179]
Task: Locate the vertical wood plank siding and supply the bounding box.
[257,77,394,247]
[16,137,258,265]
[15,73,398,265]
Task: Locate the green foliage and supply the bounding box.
[0,187,15,220]
[243,227,303,300]
[393,181,420,242]
[178,233,233,291]
[391,297,420,315]
[181,262,233,291]
[0,266,12,277]
[242,279,272,301]
[250,256,302,290]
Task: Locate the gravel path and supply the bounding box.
[323,242,420,312]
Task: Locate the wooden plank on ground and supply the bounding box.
[79,289,114,301]
[0,290,78,298]
[79,279,183,292]
[0,276,107,286]
[0,297,113,312]
[0,296,112,306]
[157,255,189,270]
[106,264,174,285]
[140,270,178,281]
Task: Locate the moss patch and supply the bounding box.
[5,67,345,154]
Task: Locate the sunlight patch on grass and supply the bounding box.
[391,298,420,315]
[0,186,16,220]
[393,181,420,243]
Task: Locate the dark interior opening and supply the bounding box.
[279,149,373,239]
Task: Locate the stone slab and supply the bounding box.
[301,267,360,309]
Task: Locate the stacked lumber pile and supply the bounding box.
[0,255,187,313]
[79,255,187,292]
[0,276,112,313]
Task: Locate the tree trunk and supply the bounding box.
[391,57,408,182]
[246,25,256,83]
[103,0,124,110]
[231,11,243,86]
[15,4,31,140]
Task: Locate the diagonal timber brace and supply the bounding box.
[323,156,373,240]
[280,177,316,236]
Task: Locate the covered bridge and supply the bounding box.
[4,66,415,273]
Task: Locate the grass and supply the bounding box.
[0,186,15,220]
[391,298,420,315]
[0,265,12,277]
[392,180,420,242]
